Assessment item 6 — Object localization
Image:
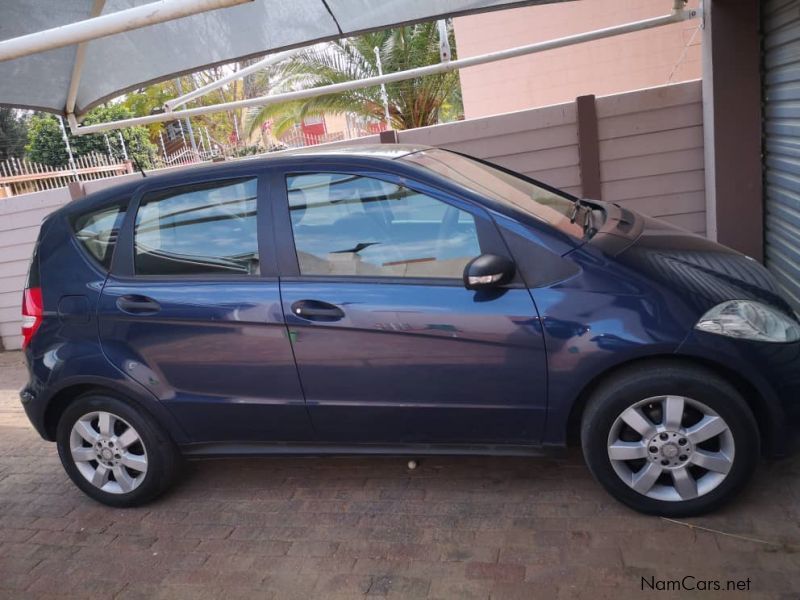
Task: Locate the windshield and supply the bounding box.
[401,149,587,238]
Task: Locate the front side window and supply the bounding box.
[288,173,482,278]
[73,204,126,270]
[134,178,258,276]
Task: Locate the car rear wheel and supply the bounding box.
[56,393,180,507]
[581,362,760,516]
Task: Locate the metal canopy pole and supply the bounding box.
[374,47,392,129]
[437,20,451,62]
[232,113,241,144]
[117,131,129,160]
[164,48,301,111]
[57,116,78,180]
[103,133,114,159]
[65,0,107,117]
[69,4,698,136]
[0,0,252,63]
[175,78,199,153]
[159,130,168,160]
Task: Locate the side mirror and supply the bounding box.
[463,254,516,290]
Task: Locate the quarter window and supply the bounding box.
[73,204,126,271]
[287,173,482,278]
[134,178,258,276]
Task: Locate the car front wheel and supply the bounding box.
[581,362,760,516]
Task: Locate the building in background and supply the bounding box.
[454,0,701,118]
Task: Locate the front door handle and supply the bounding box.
[116,295,161,315]
[290,299,345,322]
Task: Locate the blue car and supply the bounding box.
[20,145,800,515]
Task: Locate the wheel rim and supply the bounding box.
[69,411,148,494]
[607,396,734,502]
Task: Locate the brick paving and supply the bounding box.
[0,350,798,599]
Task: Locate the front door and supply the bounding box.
[98,174,314,443]
[274,169,547,444]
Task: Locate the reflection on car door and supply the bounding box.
[98,175,314,443]
[274,170,548,444]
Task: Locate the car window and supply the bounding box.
[287,173,482,278]
[401,149,586,238]
[72,204,126,271]
[134,178,259,276]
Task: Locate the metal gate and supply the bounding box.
[763,0,800,309]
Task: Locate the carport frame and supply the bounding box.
[0,0,253,62]
[65,0,699,135]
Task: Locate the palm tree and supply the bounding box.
[245,21,462,138]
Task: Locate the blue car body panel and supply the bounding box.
[22,207,187,444]
[97,279,312,443]
[281,280,547,443]
[18,145,800,457]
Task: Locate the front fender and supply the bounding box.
[675,331,800,456]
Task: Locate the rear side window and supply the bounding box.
[73,205,126,271]
[134,178,258,276]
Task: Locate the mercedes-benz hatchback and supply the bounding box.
[20,144,800,516]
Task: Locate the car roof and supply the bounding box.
[281,143,428,159]
[55,143,433,218]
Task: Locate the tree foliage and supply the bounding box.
[0,108,29,160]
[24,115,67,166]
[26,105,157,168]
[122,72,252,149]
[245,21,463,137]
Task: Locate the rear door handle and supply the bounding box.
[116,295,161,315]
[290,299,345,322]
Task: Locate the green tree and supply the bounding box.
[25,114,68,166]
[123,75,244,149]
[26,105,157,168]
[122,81,178,139]
[0,108,29,160]
[245,20,463,137]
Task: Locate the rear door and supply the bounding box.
[273,166,548,444]
[98,170,314,443]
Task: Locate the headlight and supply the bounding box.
[695,300,800,342]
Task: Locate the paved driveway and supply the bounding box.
[0,351,798,599]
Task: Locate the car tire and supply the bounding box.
[56,393,180,507]
[581,361,760,517]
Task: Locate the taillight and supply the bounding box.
[21,287,43,349]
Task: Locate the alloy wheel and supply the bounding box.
[69,411,148,494]
[607,395,734,502]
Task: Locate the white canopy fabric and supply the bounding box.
[0,0,567,118]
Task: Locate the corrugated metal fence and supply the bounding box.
[762,0,800,309]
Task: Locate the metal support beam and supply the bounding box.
[164,48,301,110]
[69,5,699,136]
[175,78,199,153]
[0,0,252,63]
[374,46,392,129]
[66,0,106,116]
[117,131,129,160]
[437,20,451,62]
[57,116,78,180]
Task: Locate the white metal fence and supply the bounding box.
[280,130,346,149]
[0,131,346,199]
[0,153,133,198]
